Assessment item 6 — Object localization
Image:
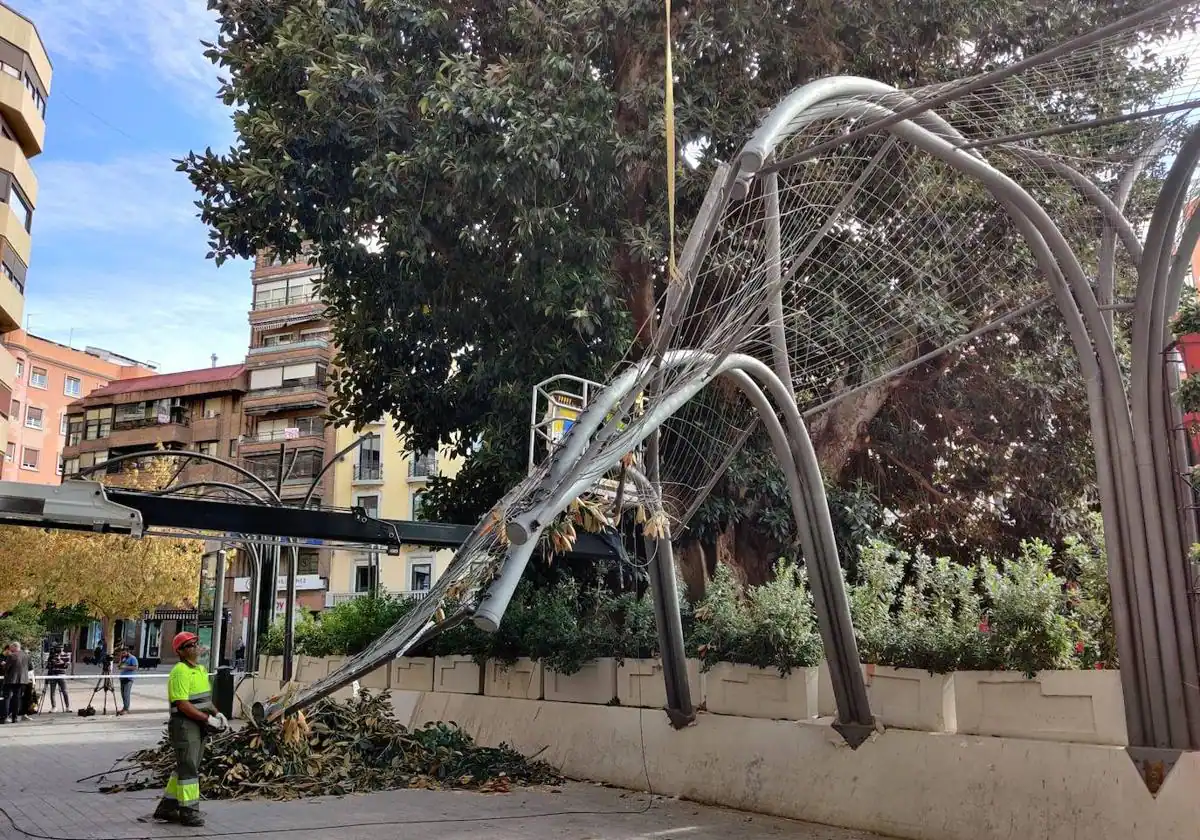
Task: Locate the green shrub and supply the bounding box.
[848,538,1083,675]
[978,540,1075,676]
[880,550,983,674]
[260,594,420,657]
[692,561,821,675]
[0,603,45,652]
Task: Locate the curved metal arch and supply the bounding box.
[731,81,1169,743]
[75,450,281,505]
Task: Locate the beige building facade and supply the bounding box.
[0,4,49,466]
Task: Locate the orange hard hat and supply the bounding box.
[172,631,199,653]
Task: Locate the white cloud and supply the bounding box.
[35,154,199,235]
[13,0,224,118]
[25,263,251,373]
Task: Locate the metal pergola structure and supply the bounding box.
[0,0,1195,798]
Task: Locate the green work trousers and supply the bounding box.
[160,715,204,814]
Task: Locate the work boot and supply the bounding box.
[178,810,205,828]
[151,803,180,823]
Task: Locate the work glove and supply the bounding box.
[205,712,228,733]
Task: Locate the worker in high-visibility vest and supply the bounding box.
[152,632,227,827]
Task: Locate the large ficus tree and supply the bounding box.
[184,0,1186,573]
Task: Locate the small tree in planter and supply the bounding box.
[976,540,1076,676]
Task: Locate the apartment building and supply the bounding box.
[0,5,49,466]
[62,364,249,484]
[239,251,336,504]
[1,330,155,483]
[325,421,460,607]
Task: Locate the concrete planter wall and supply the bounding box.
[953,670,1127,745]
[819,663,955,732]
[433,655,483,695]
[484,658,544,700]
[616,658,704,709]
[544,658,619,705]
[865,664,956,732]
[705,662,818,720]
[391,657,435,692]
[295,655,327,684]
[261,656,283,682]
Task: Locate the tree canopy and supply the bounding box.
[182,0,1190,578]
[0,460,203,642]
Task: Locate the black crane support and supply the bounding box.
[84,488,620,560]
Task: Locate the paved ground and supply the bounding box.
[0,713,894,840]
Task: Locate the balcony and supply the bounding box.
[242,379,329,416]
[324,590,430,608]
[65,421,192,455]
[352,463,384,483]
[252,292,320,311]
[246,338,331,358]
[0,71,44,157]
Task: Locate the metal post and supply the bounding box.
[281,545,298,683]
[209,549,227,672]
[643,428,695,728]
[245,544,261,671]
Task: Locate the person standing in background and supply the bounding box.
[116,645,138,715]
[45,645,71,712]
[1,642,31,722]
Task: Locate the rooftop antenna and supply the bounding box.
[211,353,218,368]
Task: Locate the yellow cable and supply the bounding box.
[664,0,678,284]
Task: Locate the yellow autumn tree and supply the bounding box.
[0,456,203,646]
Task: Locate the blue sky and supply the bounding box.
[10,0,249,373]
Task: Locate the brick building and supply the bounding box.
[62,364,248,482]
[1,330,154,483]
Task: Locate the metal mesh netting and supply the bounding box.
[293,3,1200,707]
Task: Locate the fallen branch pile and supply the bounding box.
[100,692,561,800]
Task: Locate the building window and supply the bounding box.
[20,447,38,470]
[410,490,426,521]
[14,358,21,379]
[408,560,432,593]
[66,415,83,446]
[64,376,81,397]
[29,366,46,389]
[59,413,67,436]
[409,449,437,479]
[261,332,297,348]
[62,456,79,476]
[10,398,17,419]
[356,494,379,519]
[23,74,45,117]
[8,183,32,232]
[1,262,20,293]
[55,454,62,476]
[229,439,237,458]
[25,405,42,429]
[354,434,382,481]
[353,561,378,594]
[201,398,222,418]
[4,442,12,462]
[297,548,319,576]
[84,407,113,441]
[197,440,218,456]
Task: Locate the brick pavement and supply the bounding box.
[0,713,893,840]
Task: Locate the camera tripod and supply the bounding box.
[80,661,117,717]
